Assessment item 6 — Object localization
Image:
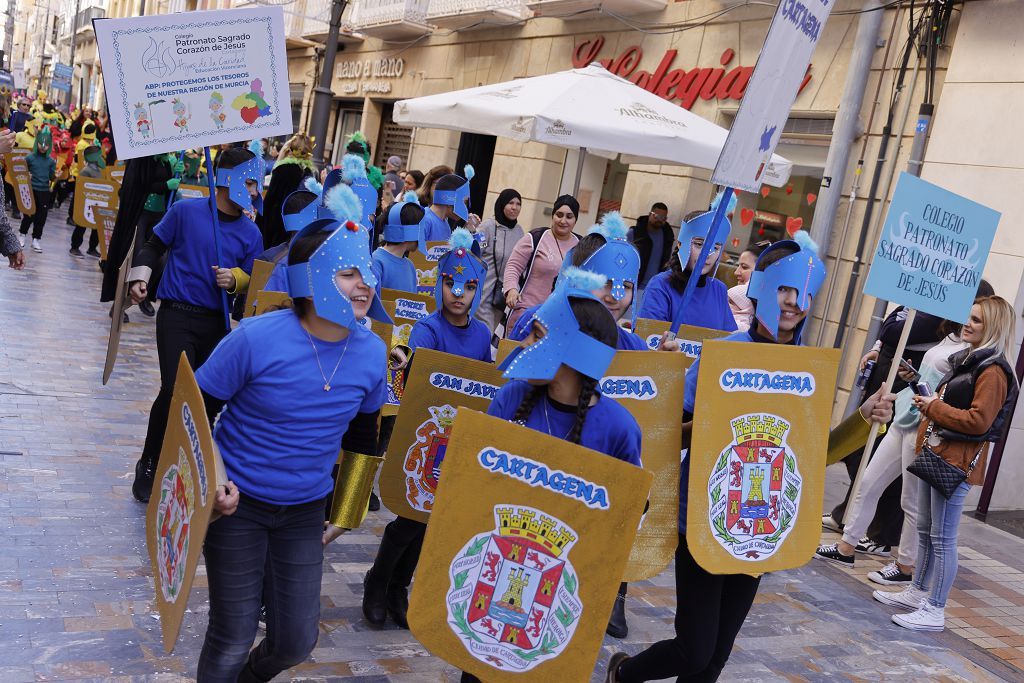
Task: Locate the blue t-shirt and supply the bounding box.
[263,254,289,293]
[408,310,492,362]
[372,248,417,293]
[195,309,387,505]
[155,198,262,310]
[420,210,453,243]
[638,271,737,333]
[507,305,648,352]
[488,380,642,466]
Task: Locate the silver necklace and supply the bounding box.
[542,395,573,439]
[303,328,350,391]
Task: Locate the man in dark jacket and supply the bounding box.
[628,202,675,290]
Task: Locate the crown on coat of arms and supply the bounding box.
[429,405,457,430]
[730,414,789,446]
[496,506,577,557]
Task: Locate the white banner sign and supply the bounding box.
[95,7,292,159]
[712,0,833,191]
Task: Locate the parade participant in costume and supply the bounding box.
[195,216,390,682]
[257,133,315,249]
[0,128,24,270]
[14,112,39,150]
[606,233,893,683]
[126,147,265,504]
[346,131,385,191]
[371,191,422,292]
[420,168,474,247]
[100,153,180,318]
[68,143,104,257]
[639,193,738,332]
[362,229,491,629]
[728,242,769,332]
[64,120,97,225]
[181,149,206,185]
[503,195,581,332]
[476,188,525,332]
[417,164,452,207]
[873,296,1016,633]
[17,126,55,253]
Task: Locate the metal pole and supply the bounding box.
[68,0,81,109]
[572,147,587,197]
[808,0,883,252]
[309,0,347,170]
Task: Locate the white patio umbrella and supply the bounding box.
[393,62,792,194]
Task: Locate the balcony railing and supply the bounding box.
[427,0,529,30]
[525,0,666,19]
[352,0,433,41]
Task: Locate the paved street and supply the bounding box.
[1,210,1022,682]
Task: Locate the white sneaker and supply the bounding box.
[892,601,945,631]
[821,513,843,532]
[31,238,42,253]
[873,584,927,610]
[17,233,25,248]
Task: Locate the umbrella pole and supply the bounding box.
[572,147,587,197]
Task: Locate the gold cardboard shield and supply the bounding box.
[369,314,417,418]
[634,318,731,367]
[379,348,505,522]
[92,206,117,261]
[4,151,36,216]
[381,287,436,322]
[242,259,277,319]
[495,337,519,364]
[601,351,686,581]
[409,241,451,294]
[174,183,211,200]
[409,410,651,682]
[102,234,136,385]
[146,353,226,653]
[252,291,292,316]
[73,177,120,229]
[687,341,840,575]
[102,163,126,183]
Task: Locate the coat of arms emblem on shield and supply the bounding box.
[403,404,457,512]
[156,447,196,601]
[707,413,802,560]
[446,505,582,671]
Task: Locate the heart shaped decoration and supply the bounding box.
[740,208,755,226]
[806,193,817,205]
[786,216,803,235]
[760,186,771,198]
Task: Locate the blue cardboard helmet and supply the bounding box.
[281,190,322,234]
[432,165,474,221]
[436,228,487,316]
[339,153,378,231]
[677,192,735,272]
[215,152,265,214]
[746,235,826,342]
[383,192,424,244]
[579,211,640,303]
[286,218,392,330]
[499,267,617,382]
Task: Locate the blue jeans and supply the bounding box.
[197,494,326,682]
[912,477,970,609]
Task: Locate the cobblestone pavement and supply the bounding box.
[1,211,1022,682]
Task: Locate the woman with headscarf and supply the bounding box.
[475,189,525,332]
[501,194,580,333]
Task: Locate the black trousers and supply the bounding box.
[140,304,226,467]
[618,535,760,683]
[135,210,167,303]
[19,190,50,239]
[378,516,426,589]
[70,225,100,251]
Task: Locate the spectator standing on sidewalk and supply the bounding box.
[0,128,24,269]
[17,126,55,254]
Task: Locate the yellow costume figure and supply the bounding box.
[15,117,41,151]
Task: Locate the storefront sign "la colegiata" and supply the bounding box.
[572,36,813,110]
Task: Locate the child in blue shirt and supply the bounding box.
[608,234,892,683]
[638,200,738,333]
[126,147,264,504]
[371,192,422,293]
[195,215,390,682]
[363,229,492,629]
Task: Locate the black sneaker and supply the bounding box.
[69,248,84,258]
[132,457,156,503]
[139,300,156,317]
[868,562,913,585]
[86,248,101,258]
[368,491,380,512]
[855,537,893,556]
[814,543,854,567]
